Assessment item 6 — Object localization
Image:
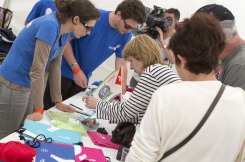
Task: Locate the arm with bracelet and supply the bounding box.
[48,47,76,113]
[27,39,50,121]
[63,37,87,88]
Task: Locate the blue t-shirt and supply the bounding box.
[26,0,57,22]
[0,12,69,88]
[61,9,132,81]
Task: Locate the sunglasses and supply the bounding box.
[81,22,94,31]
[123,19,135,29]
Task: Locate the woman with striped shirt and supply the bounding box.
[83,34,181,124]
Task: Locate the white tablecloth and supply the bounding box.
[0,92,119,161]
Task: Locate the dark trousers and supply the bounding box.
[43,76,86,110]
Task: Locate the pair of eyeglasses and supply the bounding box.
[123,19,135,29]
[81,22,93,31]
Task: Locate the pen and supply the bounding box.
[86,91,93,96]
[70,103,83,111]
[75,110,90,116]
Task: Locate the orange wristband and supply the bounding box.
[72,67,81,74]
[35,108,44,114]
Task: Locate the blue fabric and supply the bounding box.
[23,120,82,145]
[61,9,132,81]
[32,140,75,162]
[26,0,57,22]
[0,12,69,88]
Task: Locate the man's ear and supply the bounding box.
[177,54,186,68]
[72,16,80,25]
[116,11,121,19]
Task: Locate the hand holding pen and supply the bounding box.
[82,95,98,109]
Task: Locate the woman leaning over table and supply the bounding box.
[83,34,181,124]
[126,13,245,162]
[0,0,100,139]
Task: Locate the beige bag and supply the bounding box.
[236,138,245,162]
[235,87,245,162]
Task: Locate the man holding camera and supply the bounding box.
[130,8,180,87]
[155,8,180,65]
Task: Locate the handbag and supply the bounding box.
[158,84,226,161]
[111,122,136,146]
[0,7,13,29]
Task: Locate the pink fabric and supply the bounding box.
[87,131,120,150]
[75,146,107,162]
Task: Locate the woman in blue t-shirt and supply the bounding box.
[0,0,100,139]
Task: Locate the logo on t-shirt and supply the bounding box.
[45,8,53,15]
[109,45,121,51]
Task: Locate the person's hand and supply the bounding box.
[142,26,149,33]
[26,112,43,121]
[155,26,164,44]
[73,70,87,88]
[82,96,99,109]
[55,102,76,113]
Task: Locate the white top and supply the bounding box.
[126,81,245,162]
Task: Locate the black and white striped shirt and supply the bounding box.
[96,64,181,124]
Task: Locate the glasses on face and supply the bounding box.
[81,22,94,31]
[123,19,135,29]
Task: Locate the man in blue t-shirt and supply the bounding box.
[43,0,146,109]
[25,0,57,25]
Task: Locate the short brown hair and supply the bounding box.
[123,34,164,68]
[115,0,146,24]
[55,0,100,24]
[169,13,225,74]
[166,8,180,21]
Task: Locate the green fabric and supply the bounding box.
[47,111,87,136]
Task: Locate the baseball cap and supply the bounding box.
[195,4,234,21]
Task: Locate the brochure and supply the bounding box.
[91,66,125,102]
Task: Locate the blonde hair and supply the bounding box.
[123,34,164,68]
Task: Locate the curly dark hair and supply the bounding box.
[115,0,146,24]
[169,13,225,74]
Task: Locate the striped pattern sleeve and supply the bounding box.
[96,64,181,124]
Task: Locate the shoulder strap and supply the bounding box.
[159,84,226,161]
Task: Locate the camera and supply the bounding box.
[146,6,173,39]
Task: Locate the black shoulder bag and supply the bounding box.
[158,84,226,161]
